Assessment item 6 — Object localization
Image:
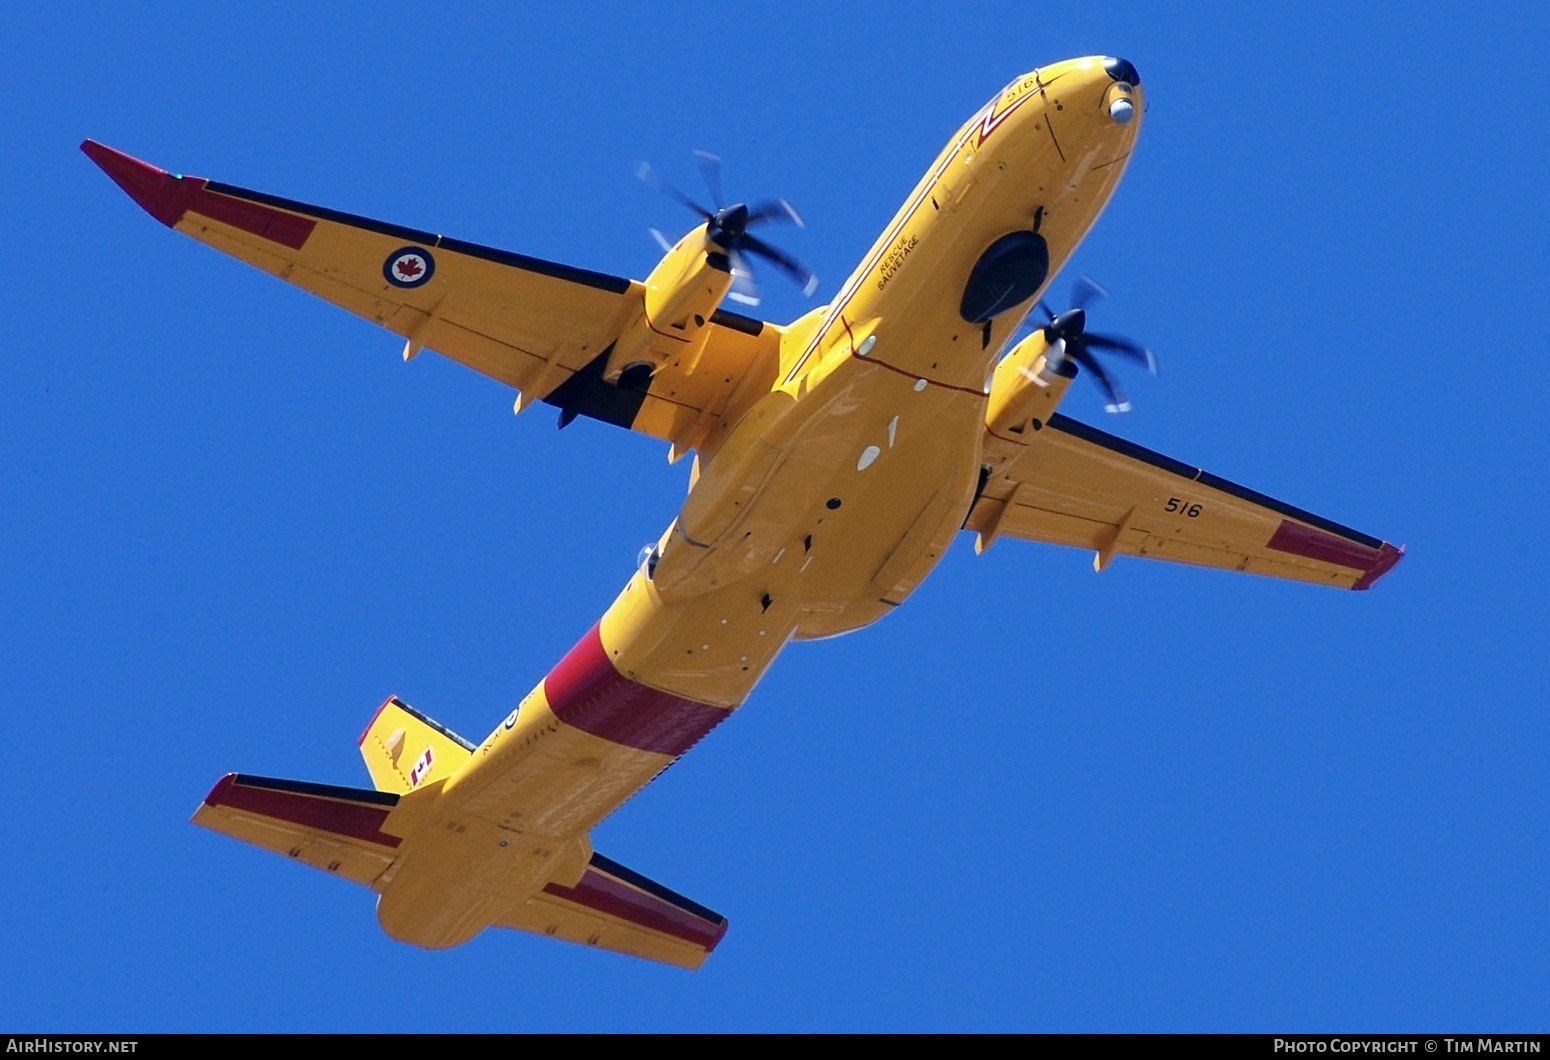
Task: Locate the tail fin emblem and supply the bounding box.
[408,747,435,788]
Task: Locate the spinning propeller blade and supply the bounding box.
[640,152,818,300]
[1085,332,1158,375]
[636,161,712,219]
[742,234,819,296]
[746,198,805,228]
[693,150,725,210]
[1069,275,1110,312]
[727,248,760,306]
[1031,276,1156,414]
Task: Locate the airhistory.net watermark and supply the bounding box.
[5,1042,137,1054]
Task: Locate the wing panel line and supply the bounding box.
[1047,413,1383,549]
[203,180,632,294]
[202,773,402,848]
[587,853,725,925]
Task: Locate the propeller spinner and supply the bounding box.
[1036,277,1156,413]
[639,151,817,307]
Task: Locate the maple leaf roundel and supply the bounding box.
[383,246,436,288]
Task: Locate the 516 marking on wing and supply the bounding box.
[1166,497,1202,518]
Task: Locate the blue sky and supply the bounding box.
[3,0,1548,1032]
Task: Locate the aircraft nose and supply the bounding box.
[1103,57,1140,86]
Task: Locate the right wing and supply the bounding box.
[82,140,776,444]
[970,413,1403,589]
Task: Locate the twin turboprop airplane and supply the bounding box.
[86,55,1401,969]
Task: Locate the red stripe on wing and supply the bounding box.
[202,774,401,848]
[1266,520,1404,591]
[83,140,316,250]
[1353,542,1405,591]
[542,866,728,951]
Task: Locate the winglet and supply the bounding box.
[1265,519,1406,592]
[80,139,206,228]
[1352,542,1405,591]
[82,140,317,250]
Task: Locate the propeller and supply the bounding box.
[1033,276,1156,414]
[638,151,817,307]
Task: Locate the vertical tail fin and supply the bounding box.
[358,696,476,794]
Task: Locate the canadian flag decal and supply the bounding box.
[408,746,435,788]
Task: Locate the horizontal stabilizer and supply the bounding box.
[194,775,727,966]
[499,853,728,970]
[192,773,401,887]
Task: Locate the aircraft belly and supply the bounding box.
[402,366,986,938]
[394,373,979,928]
[635,367,985,669]
[458,722,667,839]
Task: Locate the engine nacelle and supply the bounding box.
[605,226,734,381]
[984,328,1077,440]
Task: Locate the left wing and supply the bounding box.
[969,413,1403,589]
[82,140,775,443]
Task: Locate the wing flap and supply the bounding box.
[972,413,1403,589]
[498,853,728,970]
[191,773,401,888]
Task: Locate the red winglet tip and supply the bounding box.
[81,139,204,227]
[201,772,240,807]
[359,696,399,747]
[1353,542,1405,591]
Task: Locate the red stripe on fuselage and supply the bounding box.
[544,624,731,756]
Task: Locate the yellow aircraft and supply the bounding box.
[85,56,1401,970]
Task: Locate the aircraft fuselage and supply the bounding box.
[375,57,1145,948]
